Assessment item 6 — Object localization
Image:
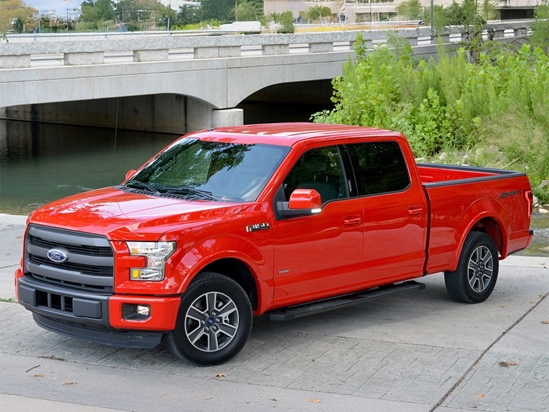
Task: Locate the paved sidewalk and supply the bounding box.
[1,214,548,411]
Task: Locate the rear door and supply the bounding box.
[347,141,428,285]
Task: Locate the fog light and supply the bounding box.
[122,304,151,320]
[137,305,151,317]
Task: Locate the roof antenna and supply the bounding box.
[111,99,120,186]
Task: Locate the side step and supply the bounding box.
[268,281,425,321]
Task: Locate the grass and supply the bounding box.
[312,36,549,201]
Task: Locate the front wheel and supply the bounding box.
[444,231,499,303]
[166,272,252,365]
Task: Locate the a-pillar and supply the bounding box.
[212,109,244,128]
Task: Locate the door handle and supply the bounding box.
[408,206,424,216]
[344,216,362,226]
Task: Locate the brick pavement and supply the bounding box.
[1,214,548,411]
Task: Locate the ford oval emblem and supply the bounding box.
[47,248,68,263]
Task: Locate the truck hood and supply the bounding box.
[29,187,243,241]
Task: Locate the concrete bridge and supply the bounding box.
[0,21,531,133]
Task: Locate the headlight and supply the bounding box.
[127,241,176,281]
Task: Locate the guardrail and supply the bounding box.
[0,21,532,69]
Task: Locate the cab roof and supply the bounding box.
[186,123,404,147]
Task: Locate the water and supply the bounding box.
[0,120,178,215]
[524,213,549,257]
[1,119,548,256]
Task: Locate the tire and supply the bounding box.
[444,231,499,304]
[166,272,253,365]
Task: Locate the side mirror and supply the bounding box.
[276,189,322,217]
[124,169,137,182]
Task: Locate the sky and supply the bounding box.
[23,1,192,15]
[25,0,86,14]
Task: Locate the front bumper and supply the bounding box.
[17,274,180,349]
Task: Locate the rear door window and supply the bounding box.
[348,141,410,196]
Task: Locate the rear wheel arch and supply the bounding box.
[472,217,504,256]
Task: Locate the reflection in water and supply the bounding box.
[0,120,178,215]
[520,213,549,257]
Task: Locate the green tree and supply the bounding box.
[397,0,423,20]
[12,16,22,32]
[81,0,115,23]
[444,0,465,25]
[480,0,497,20]
[175,4,202,26]
[306,5,332,23]
[312,36,549,197]
[0,0,37,33]
[158,3,175,29]
[201,0,233,22]
[235,0,260,21]
[531,1,549,50]
[268,11,294,33]
[422,5,446,34]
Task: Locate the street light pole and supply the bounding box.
[430,0,434,35]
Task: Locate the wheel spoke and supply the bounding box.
[477,276,486,291]
[217,322,237,338]
[206,292,217,313]
[208,329,219,351]
[186,306,205,322]
[217,300,237,317]
[187,324,206,344]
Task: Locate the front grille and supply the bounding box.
[30,235,113,257]
[30,255,113,276]
[25,225,115,293]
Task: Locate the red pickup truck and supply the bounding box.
[15,123,533,365]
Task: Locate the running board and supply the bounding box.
[268,281,425,321]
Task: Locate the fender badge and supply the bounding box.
[246,223,270,233]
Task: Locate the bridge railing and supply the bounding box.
[0,21,532,69]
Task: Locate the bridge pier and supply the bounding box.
[213,109,243,128]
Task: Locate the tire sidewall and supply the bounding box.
[168,273,252,365]
[461,232,499,303]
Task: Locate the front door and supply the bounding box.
[272,145,364,307]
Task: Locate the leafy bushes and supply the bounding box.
[312,36,549,198]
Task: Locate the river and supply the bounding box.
[0,120,178,214]
[1,119,548,256]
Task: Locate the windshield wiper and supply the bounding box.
[162,186,222,201]
[125,180,161,195]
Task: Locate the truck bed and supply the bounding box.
[417,163,511,184]
[417,163,533,274]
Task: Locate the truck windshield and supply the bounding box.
[127,139,290,202]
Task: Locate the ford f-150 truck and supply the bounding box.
[15,123,534,365]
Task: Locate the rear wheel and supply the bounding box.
[166,272,252,365]
[444,231,499,303]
